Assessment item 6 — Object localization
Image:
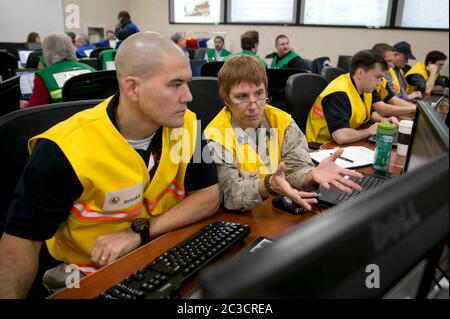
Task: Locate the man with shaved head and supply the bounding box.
[0,32,220,298]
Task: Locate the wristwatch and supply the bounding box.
[131,218,151,245]
[264,174,279,196]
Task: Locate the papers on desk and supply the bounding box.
[309,146,374,169]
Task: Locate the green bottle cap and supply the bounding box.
[377,122,397,135]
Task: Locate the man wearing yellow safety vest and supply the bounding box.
[0,32,220,298]
[385,41,422,101]
[271,35,311,71]
[306,50,399,145]
[371,43,416,117]
[405,50,447,96]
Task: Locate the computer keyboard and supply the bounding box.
[98,220,250,299]
[336,174,386,202]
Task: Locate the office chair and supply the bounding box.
[311,56,331,75]
[0,50,17,80]
[200,61,224,77]
[267,68,306,111]
[25,49,43,69]
[322,67,346,83]
[62,70,118,102]
[302,58,313,71]
[0,99,103,233]
[187,77,223,130]
[185,48,196,60]
[194,48,208,60]
[286,73,328,133]
[190,59,207,77]
[89,47,110,58]
[78,58,99,70]
[337,55,352,73]
[0,75,21,117]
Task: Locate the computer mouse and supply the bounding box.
[272,196,305,215]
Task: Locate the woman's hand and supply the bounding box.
[268,162,318,211]
[310,148,363,193]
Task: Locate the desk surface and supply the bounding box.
[49,96,449,299]
[49,137,405,299]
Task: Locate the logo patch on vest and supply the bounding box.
[102,181,143,211]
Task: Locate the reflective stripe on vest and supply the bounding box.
[50,89,62,100]
[71,201,143,221]
[146,181,185,213]
[75,264,100,275]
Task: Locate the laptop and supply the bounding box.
[17,50,33,67]
[318,100,449,206]
[14,68,37,100]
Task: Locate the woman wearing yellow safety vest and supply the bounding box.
[205,55,363,212]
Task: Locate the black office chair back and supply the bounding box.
[200,61,224,77]
[302,58,313,71]
[311,56,331,75]
[323,67,346,83]
[0,99,102,232]
[194,48,208,60]
[190,59,207,77]
[337,55,352,73]
[185,48,196,60]
[25,49,43,69]
[62,70,118,101]
[286,73,328,133]
[78,58,99,70]
[0,75,20,117]
[267,68,307,111]
[0,50,17,80]
[89,47,110,58]
[187,77,223,130]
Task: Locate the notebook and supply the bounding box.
[309,146,375,169]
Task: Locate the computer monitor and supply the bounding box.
[14,69,36,100]
[404,100,449,172]
[199,153,448,298]
[17,50,33,66]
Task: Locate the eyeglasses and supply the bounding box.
[235,97,271,109]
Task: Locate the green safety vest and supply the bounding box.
[37,60,95,103]
[100,49,117,70]
[224,50,268,68]
[271,51,300,69]
[206,48,231,62]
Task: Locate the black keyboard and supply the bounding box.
[336,174,386,202]
[98,220,250,299]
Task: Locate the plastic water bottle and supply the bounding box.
[373,122,397,173]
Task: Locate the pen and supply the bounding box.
[330,153,354,163]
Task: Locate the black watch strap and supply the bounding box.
[132,218,151,245]
[264,174,279,196]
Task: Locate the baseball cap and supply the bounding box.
[393,41,416,60]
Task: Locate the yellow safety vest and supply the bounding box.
[204,105,291,177]
[388,67,405,94]
[376,76,390,101]
[305,73,372,145]
[29,97,197,272]
[405,61,439,93]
